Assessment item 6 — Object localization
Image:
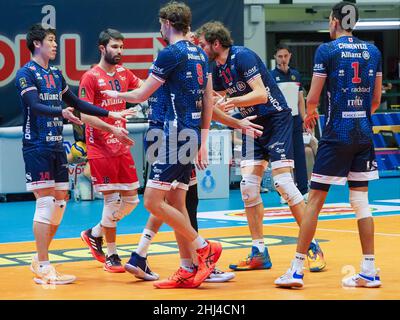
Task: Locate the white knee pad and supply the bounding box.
[350,190,371,219]
[33,196,56,225]
[112,195,139,221]
[52,200,67,226]
[240,174,262,208]
[273,173,303,206]
[101,193,121,228]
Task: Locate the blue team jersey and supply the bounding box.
[213,46,290,118]
[313,36,382,144]
[151,40,209,133]
[147,62,170,127]
[15,61,67,152]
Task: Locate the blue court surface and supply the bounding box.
[0,177,399,244]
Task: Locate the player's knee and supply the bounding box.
[100,193,121,228]
[112,194,139,221]
[273,173,303,206]
[144,196,161,217]
[33,196,56,225]
[240,174,262,208]
[52,199,67,225]
[349,190,371,219]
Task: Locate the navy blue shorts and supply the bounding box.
[311,141,379,186]
[23,149,69,191]
[147,129,199,191]
[241,110,294,170]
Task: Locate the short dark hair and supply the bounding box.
[98,28,124,47]
[26,23,56,54]
[275,44,291,55]
[159,1,191,35]
[196,21,233,48]
[331,1,359,32]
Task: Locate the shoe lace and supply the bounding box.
[170,268,192,284]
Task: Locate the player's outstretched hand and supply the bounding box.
[108,108,137,122]
[111,127,135,146]
[215,96,235,113]
[62,107,83,125]
[101,90,119,99]
[304,112,319,132]
[195,145,209,170]
[238,115,263,138]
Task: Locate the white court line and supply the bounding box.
[373,199,400,204]
[272,225,400,237]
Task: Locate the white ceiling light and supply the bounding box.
[355,20,400,29]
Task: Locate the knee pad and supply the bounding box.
[33,196,56,225]
[100,193,121,228]
[112,194,139,221]
[273,173,303,206]
[52,200,67,226]
[350,190,371,219]
[240,174,262,208]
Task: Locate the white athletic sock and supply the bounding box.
[38,260,50,272]
[91,223,103,237]
[136,228,156,257]
[252,239,265,253]
[107,242,117,256]
[361,255,376,274]
[292,252,306,273]
[180,258,195,272]
[192,236,208,250]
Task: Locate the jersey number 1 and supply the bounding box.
[196,64,204,86]
[351,62,361,84]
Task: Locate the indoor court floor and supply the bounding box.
[0,177,399,300]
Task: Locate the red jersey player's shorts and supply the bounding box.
[89,153,140,192]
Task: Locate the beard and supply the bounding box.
[208,48,219,62]
[104,50,121,65]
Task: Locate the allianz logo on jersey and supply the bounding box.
[101,98,125,107]
[39,92,62,101]
[341,51,370,60]
[187,53,204,61]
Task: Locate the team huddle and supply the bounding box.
[15,1,383,289]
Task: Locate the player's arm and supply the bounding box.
[15,70,82,124]
[304,44,328,130]
[218,76,267,112]
[63,84,134,121]
[305,75,325,130]
[102,75,161,103]
[195,74,214,170]
[371,51,383,114]
[297,73,306,121]
[102,49,175,103]
[371,75,382,114]
[212,108,263,138]
[80,114,134,146]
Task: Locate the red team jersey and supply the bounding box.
[79,65,140,159]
